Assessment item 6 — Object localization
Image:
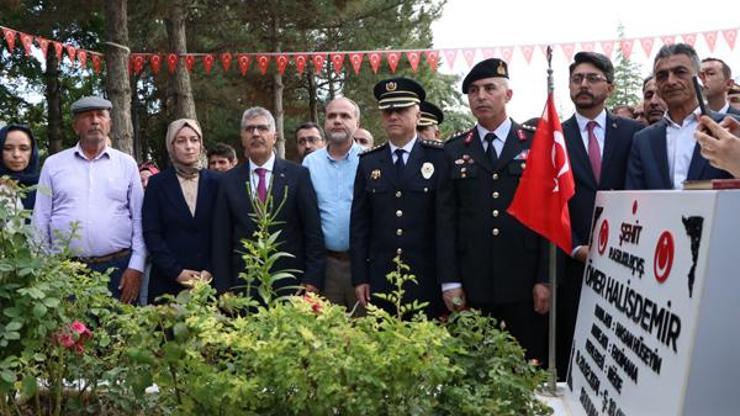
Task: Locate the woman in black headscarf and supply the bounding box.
[0,124,40,210]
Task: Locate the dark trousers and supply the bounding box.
[84,253,131,301]
[471,300,547,363]
[556,268,583,381]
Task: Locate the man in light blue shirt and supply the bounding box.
[302,96,364,313]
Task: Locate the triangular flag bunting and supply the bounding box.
[406,51,420,72]
[53,42,63,62]
[65,44,76,63]
[580,42,595,52]
[462,48,476,67]
[237,54,251,76]
[276,54,289,75]
[2,28,16,52]
[77,50,87,68]
[150,54,162,74]
[91,54,102,74]
[600,40,614,58]
[36,37,49,57]
[350,53,364,74]
[220,52,232,72]
[443,48,458,69]
[520,45,534,64]
[368,53,381,74]
[312,54,326,74]
[131,54,145,74]
[167,54,178,74]
[722,29,736,49]
[702,31,718,52]
[619,38,634,59]
[481,48,496,59]
[330,53,344,74]
[294,54,307,74]
[184,54,195,72]
[256,55,270,75]
[501,46,513,62]
[660,35,675,46]
[203,54,215,74]
[681,32,697,46]
[19,33,33,56]
[640,37,654,56]
[559,43,574,61]
[386,51,400,73]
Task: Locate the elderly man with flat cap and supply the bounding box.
[436,59,549,360]
[417,101,444,141]
[350,77,446,319]
[33,96,146,303]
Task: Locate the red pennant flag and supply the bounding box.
[462,48,477,67]
[368,52,381,74]
[404,51,420,73]
[276,54,289,75]
[481,48,496,59]
[167,53,178,73]
[619,38,634,59]
[660,35,675,46]
[53,42,63,62]
[150,54,162,74]
[600,40,614,58]
[386,51,400,73]
[36,37,49,57]
[424,50,439,72]
[501,46,514,63]
[722,29,736,49]
[507,93,575,254]
[131,54,145,74]
[203,54,215,74]
[330,53,344,74]
[350,53,364,74]
[91,54,103,74]
[257,55,270,74]
[559,43,574,61]
[220,52,232,72]
[77,50,87,68]
[237,54,251,75]
[65,44,76,63]
[312,54,326,74]
[639,37,654,57]
[702,31,718,52]
[2,28,16,52]
[580,42,595,52]
[294,54,307,74]
[184,54,195,72]
[443,48,458,69]
[681,33,697,46]
[19,33,33,56]
[520,45,534,64]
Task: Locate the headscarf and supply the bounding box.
[165,119,204,179]
[0,124,40,209]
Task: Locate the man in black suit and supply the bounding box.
[626,44,734,190]
[350,77,446,319]
[557,52,644,379]
[700,57,740,115]
[212,106,325,296]
[436,59,549,361]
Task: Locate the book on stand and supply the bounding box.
[683,179,740,190]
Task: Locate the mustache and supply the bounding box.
[576,92,594,99]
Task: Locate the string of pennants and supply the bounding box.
[2,24,737,76]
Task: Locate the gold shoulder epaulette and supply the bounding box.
[420,138,444,148]
[360,143,387,156]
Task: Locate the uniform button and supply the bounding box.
[492,228,500,236]
[396,228,403,236]
[492,173,499,180]
[395,191,402,198]
[396,210,403,217]
[424,187,428,193]
[521,162,526,169]
[492,191,500,199]
[492,209,499,217]
[396,248,403,255]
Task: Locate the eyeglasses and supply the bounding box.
[570,74,609,85]
[297,136,322,145]
[243,124,270,133]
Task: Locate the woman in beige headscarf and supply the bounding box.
[141,119,222,304]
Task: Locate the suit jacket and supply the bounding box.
[142,168,220,303]
[727,105,740,116]
[436,121,548,305]
[350,138,446,317]
[625,111,735,190]
[211,158,325,294]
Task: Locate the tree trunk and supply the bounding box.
[103,0,135,156]
[307,72,318,123]
[45,46,64,154]
[130,74,142,161]
[165,0,197,121]
[271,14,285,158]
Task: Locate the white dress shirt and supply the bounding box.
[248,152,276,198]
[665,107,700,189]
[476,117,512,157]
[388,137,417,164]
[574,109,607,157]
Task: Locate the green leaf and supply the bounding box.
[0,262,13,272]
[21,375,37,398]
[172,322,189,341]
[5,321,22,331]
[4,332,20,340]
[42,297,60,308]
[32,303,47,318]
[0,370,15,384]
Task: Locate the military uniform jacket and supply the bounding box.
[436,121,548,305]
[350,138,446,315]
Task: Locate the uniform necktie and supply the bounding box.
[394,148,406,177]
[586,121,601,182]
[484,132,498,164]
[255,167,267,202]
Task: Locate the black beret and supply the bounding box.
[462,58,509,94]
[373,77,426,110]
[71,96,112,115]
[570,52,614,83]
[418,101,444,126]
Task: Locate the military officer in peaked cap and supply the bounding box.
[417,101,444,141]
[436,58,549,360]
[350,77,446,319]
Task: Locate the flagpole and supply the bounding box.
[545,45,560,395]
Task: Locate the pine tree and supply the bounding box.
[607,24,644,110]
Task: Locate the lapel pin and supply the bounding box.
[370,169,381,180]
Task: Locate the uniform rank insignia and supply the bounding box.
[421,162,434,179]
[370,169,382,180]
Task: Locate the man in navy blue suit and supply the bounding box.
[626,44,734,190]
[212,107,325,296]
[557,52,644,379]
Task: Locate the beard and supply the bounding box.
[327,130,350,143]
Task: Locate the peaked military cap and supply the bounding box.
[418,101,444,126]
[71,96,112,115]
[462,58,509,94]
[373,77,426,110]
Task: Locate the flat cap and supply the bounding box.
[571,52,614,83]
[418,101,444,126]
[462,58,509,94]
[71,96,112,115]
[373,77,426,110]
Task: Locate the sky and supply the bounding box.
[431,0,740,121]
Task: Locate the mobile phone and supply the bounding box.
[692,75,707,115]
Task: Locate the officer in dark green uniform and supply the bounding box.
[417,101,444,141]
[436,59,549,360]
[350,77,446,319]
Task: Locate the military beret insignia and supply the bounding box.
[385,81,397,91]
[497,61,507,76]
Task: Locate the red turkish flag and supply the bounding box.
[330,53,344,74]
[368,52,381,74]
[350,53,364,74]
[150,54,162,74]
[19,33,33,56]
[257,55,270,74]
[276,54,289,75]
[660,35,675,46]
[619,39,634,59]
[36,37,49,57]
[559,43,574,61]
[77,50,87,68]
[600,40,614,58]
[702,31,718,52]
[481,48,496,59]
[203,54,215,74]
[507,93,575,254]
[406,51,420,72]
[424,50,439,72]
[237,54,251,76]
[294,54,307,74]
[312,54,326,74]
[2,28,16,52]
[722,29,736,49]
[184,55,195,72]
[443,48,458,69]
[53,42,63,62]
[386,51,400,73]
[520,45,534,64]
[462,48,476,67]
[220,52,232,72]
[167,54,178,73]
[580,42,595,53]
[681,33,697,46]
[91,54,103,74]
[131,54,145,74]
[640,37,654,57]
[65,44,76,63]
[501,46,513,62]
